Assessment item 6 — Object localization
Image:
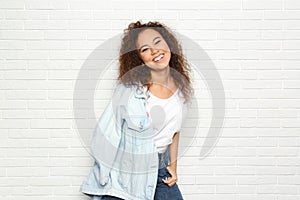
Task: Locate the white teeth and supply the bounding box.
[154,54,164,62]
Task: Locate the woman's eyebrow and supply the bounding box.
[153,36,161,42]
[138,36,161,50]
[139,44,147,50]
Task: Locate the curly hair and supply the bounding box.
[118,21,193,103]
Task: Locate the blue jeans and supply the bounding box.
[153,167,184,200]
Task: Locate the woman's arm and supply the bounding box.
[162,131,180,187]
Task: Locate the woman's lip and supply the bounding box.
[153,54,164,62]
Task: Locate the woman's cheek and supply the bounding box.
[143,54,153,64]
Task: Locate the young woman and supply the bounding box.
[80,21,193,200]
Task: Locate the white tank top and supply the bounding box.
[144,86,186,153]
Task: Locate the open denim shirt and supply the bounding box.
[80,83,170,200]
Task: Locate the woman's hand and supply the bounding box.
[162,165,178,187]
[163,132,180,187]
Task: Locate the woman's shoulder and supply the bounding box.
[112,82,146,100]
[113,82,141,92]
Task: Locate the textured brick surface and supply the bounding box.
[1,0,300,199]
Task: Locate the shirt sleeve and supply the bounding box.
[91,99,123,186]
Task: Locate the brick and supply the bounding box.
[0,159,28,167]
[285,0,300,10]
[93,10,133,20]
[257,147,299,157]
[0,20,23,30]
[0,41,26,50]
[218,30,261,40]
[1,30,43,40]
[0,0,24,9]
[278,196,300,200]
[242,0,282,10]
[278,175,300,184]
[283,40,300,49]
[236,157,277,166]
[44,30,86,40]
[69,0,112,10]
[177,20,240,30]
[6,90,47,100]
[135,10,177,20]
[49,11,92,20]
[196,175,236,185]
[5,10,48,20]
[5,70,47,80]
[27,41,69,50]
[7,167,49,177]
[220,10,263,19]
[262,30,300,40]
[237,175,277,185]
[69,20,110,30]
[25,0,68,10]
[0,100,27,109]
[216,185,256,193]
[27,100,70,109]
[30,119,72,128]
[0,10,4,19]
[24,20,69,30]
[156,0,241,10]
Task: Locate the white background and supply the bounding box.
[1,0,300,199]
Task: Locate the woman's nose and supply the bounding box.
[150,47,159,55]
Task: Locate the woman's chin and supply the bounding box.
[147,63,169,70]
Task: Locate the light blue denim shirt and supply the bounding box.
[80,83,168,200]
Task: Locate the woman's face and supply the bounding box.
[136,28,171,71]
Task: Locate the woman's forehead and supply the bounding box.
[136,28,163,45]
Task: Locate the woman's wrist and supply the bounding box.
[168,162,177,172]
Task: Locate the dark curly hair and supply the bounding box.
[118,21,193,103]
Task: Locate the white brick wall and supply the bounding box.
[1,0,300,199]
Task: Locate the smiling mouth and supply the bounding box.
[154,54,164,62]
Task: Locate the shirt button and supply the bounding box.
[139,121,143,129]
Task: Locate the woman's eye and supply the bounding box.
[154,40,161,45]
[141,48,148,52]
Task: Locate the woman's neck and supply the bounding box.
[150,67,172,87]
[149,67,178,93]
